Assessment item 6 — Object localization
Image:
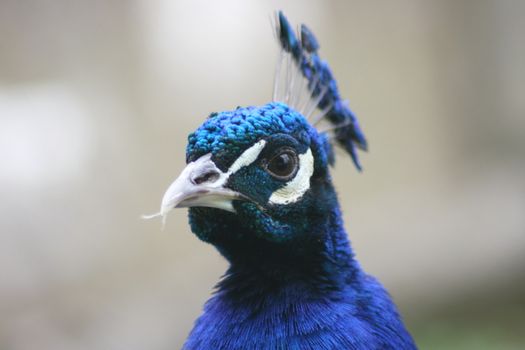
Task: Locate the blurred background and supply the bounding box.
[1,0,524,349]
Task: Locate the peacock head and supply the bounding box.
[158,102,335,246]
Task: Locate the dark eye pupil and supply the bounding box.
[267,151,297,178]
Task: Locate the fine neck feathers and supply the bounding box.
[215,204,361,296]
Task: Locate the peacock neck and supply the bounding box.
[217,204,362,297]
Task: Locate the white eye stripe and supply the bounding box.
[193,140,267,190]
[268,148,314,205]
[227,140,267,175]
[206,141,313,206]
[183,140,267,192]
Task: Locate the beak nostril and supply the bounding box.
[191,170,220,185]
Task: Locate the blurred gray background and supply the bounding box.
[1,0,524,349]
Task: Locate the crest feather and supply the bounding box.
[272,11,367,171]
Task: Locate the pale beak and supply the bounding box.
[144,153,243,225]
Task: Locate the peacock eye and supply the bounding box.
[265,148,299,180]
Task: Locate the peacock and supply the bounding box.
[146,11,417,350]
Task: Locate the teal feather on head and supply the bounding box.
[186,102,313,171]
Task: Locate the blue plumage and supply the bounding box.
[151,11,416,350]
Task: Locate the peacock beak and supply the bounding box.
[144,140,268,226]
[158,153,242,217]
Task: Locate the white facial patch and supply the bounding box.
[227,140,267,175]
[188,139,268,190]
[269,148,314,205]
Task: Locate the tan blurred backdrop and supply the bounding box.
[1,0,524,349]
